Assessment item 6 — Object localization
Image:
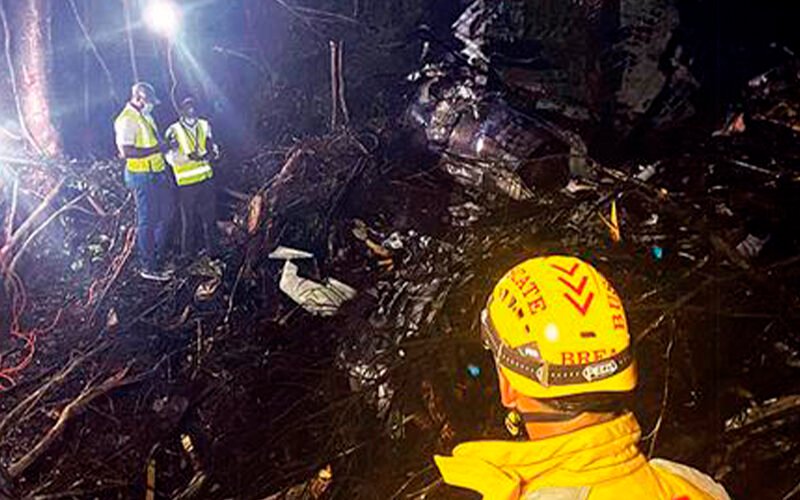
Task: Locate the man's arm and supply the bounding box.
[203,138,220,161]
[204,121,220,160]
[115,115,166,159]
[121,144,163,159]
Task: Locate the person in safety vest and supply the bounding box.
[434,255,730,500]
[165,96,220,258]
[114,82,175,282]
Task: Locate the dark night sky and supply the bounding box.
[37,0,800,159]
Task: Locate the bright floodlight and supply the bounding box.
[143,0,182,38]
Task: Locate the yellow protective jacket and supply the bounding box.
[434,413,730,500]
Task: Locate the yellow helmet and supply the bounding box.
[482,255,636,399]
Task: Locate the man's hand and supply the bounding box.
[122,144,163,159]
[210,142,221,161]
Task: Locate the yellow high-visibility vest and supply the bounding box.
[114,104,166,173]
[168,119,214,187]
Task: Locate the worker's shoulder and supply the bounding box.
[649,458,730,499]
[114,106,137,124]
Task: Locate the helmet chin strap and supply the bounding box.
[519,411,582,423]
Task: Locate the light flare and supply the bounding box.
[143,0,182,39]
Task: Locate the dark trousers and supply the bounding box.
[131,174,175,270]
[179,180,218,257]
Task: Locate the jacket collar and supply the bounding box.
[434,413,646,500]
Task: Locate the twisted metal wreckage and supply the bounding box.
[1,0,800,498]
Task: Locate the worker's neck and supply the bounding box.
[523,411,615,440]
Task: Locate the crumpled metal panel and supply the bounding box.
[453,0,527,67]
[615,0,688,130]
[407,58,574,196]
[447,0,697,135]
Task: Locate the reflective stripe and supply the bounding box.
[523,486,591,500]
[174,164,213,182]
[126,152,165,173]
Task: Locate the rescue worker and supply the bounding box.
[165,96,220,259]
[114,82,174,281]
[435,255,730,500]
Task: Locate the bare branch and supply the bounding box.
[9,366,132,478]
[0,343,108,440]
[66,0,118,104]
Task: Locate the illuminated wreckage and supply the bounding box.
[405,0,591,199]
[405,63,590,199]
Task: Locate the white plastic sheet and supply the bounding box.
[269,246,356,316]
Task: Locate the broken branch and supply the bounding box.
[8,365,131,478]
[0,343,107,441]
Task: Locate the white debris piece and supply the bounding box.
[348,362,393,417]
[268,246,315,260]
[635,164,658,182]
[735,234,770,260]
[269,246,356,316]
[448,201,484,226]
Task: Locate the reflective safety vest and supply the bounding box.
[167,119,214,187]
[435,413,730,500]
[114,104,166,173]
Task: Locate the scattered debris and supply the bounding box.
[261,465,333,500]
[736,233,770,260]
[269,246,356,316]
[448,201,484,227]
[599,200,622,243]
[0,18,799,500]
